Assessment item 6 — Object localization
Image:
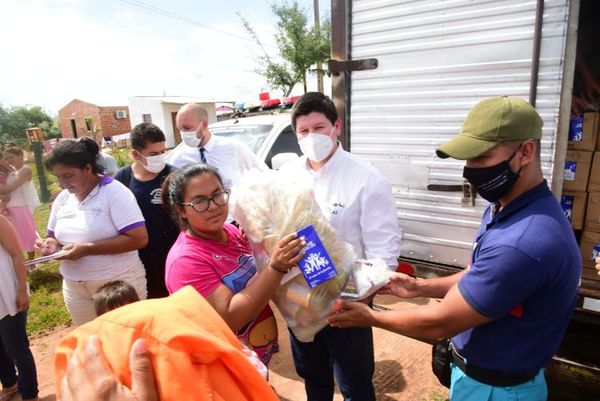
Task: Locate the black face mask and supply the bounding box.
[462,147,521,203]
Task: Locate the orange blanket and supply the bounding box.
[55,286,279,401]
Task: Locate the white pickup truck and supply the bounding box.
[210,113,301,169]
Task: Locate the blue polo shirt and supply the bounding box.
[453,181,581,375]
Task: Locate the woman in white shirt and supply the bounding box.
[0,215,38,401]
[36,137,149,325]
[0,147,40,261]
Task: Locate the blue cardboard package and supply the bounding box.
[296,225,337,288]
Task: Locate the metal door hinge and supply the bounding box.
[327,58,378,76]
[462,181,476,206]
[426,181,476,206]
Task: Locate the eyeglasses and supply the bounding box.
[180,190,230,213]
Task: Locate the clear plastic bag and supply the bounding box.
[341,259,391,301]
[231,170,356,342]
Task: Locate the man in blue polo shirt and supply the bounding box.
[327,96,581,400]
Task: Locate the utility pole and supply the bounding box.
[313,0,324,93]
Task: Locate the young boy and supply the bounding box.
[114,123,180,298]
[93,280,140,316]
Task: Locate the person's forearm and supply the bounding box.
[10,253,27,292]
[86,234,148,255]
[0,184,15,194]
[370,304,458,340]
[415,270,466,299]
[226,266,283,331]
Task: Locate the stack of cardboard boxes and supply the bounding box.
[563,112,600,283]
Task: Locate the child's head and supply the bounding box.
[93,280,140,316]
[3,147,24,167]
[161,164,228,234]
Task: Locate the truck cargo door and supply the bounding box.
[332,0,572,268]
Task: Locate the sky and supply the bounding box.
[0,0,331,115]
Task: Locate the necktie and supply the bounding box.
[199,147,207,164]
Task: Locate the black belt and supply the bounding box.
[451,349,538,387]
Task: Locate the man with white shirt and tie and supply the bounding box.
[166,103,267,190]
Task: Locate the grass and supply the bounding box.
[420,391,448,401]
[27,162,71,336]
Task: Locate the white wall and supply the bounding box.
[128,97,170,143]
[128,98,217,148]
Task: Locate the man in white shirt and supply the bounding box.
[283,92,402,401]
[98,150,118,176]
[166,103,267,189]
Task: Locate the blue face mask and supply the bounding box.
[462,146,521,203]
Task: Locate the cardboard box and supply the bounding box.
[562,150,593,192]
[582,267,599,283]
[585,191,600,233]
[588,152,600,192]
[580,230,600,269]
[569,112,599,151]
[561,191,588,230]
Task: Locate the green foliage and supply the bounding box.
[239,1,331,96]
[32,200,52,237]
[38,120,61,139]
[108,147,133,168]
[0,105,54,146]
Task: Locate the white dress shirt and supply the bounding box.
[283,144,402,267]
[166,133,268,190]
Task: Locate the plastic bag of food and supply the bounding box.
[341,259,391,301]
[231,169,356,342]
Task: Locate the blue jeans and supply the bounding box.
[289,325,376,401]
[449,363,547,401]
[0,311,38,400]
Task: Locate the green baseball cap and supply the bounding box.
[436,96,543,160]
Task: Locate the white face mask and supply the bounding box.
[181,131,202,148]
[299,130,335,162]
[140,153,166,173]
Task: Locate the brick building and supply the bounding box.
[58,99,131,140]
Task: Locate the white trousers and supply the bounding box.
[62,262,147,325]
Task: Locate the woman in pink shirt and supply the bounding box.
[163,164,304,366]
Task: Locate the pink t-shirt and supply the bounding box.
[165,224,279,365]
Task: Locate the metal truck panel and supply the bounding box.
[349,0,570,267]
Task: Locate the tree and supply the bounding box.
[239,1,330,96]
[39,120,62,139]
[0,105,57,145]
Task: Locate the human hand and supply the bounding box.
[377,272,420,299]
[34,238,59,256]
[60,336,159,401]
[0,161,14,174]
[327,301,375,328]
[596,256,600,276]
[16,288,30,311]
[61,243,92,260]
[270,232,305,273]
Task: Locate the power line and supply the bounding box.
[118,0,274,47]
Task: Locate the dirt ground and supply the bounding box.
[30,295,448,401]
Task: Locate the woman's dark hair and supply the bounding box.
[161,164,224,229]
[45,137,103,173]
